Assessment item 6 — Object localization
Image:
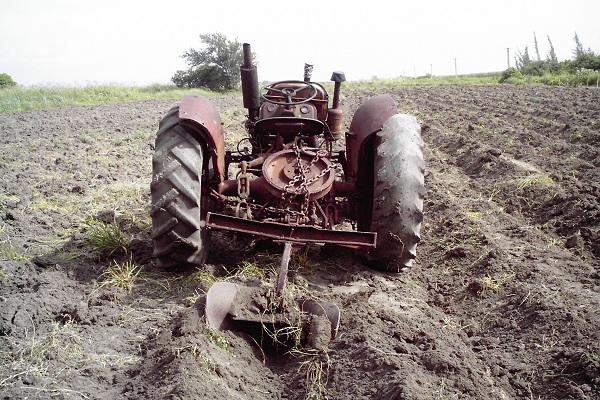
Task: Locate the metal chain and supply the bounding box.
[302,161,337,188]
[279,146,338,220]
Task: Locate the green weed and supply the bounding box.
[85,219,129,254]
[580,347,600,365]
[204,329,233,355]
[182,288,204,306]
[100,257,141,291]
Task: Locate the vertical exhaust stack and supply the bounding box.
[303,63,314,82]
[240,43,260,121]
[327,71,346,140]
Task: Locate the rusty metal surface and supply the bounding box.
[205,281,341,341]
[262,149,336,201]
[345,94,397,182]
[300,299,340,339]
[205,212,376,249]
[241,43,260,120]
[179,94,226,182]
[326,107,343,138]
[276,242,294,296]
[261,81,329,120]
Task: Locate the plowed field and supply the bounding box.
[1,85,599,399]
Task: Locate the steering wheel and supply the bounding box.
[260,80,318,106]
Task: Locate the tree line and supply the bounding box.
[515,32,599,76]
[175,32,600,90]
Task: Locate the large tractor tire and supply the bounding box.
[150,107,211,269]
[362,114,425,272]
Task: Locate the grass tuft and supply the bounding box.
[100,257,141,291]
[85,219,129,254]
[481,270,516,291]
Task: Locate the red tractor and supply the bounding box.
[150,43,424,342]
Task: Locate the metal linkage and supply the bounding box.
[236,161,253,220]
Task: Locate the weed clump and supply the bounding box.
[85,219,129,254]
[100,257,141,291]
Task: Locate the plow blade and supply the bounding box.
[205,282,340,347]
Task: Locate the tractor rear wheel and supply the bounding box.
[150,107,211,269]
[362,114,425,272]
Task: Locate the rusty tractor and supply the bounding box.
[150,43,424,345]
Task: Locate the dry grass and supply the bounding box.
[516,173,555,191]
[481,270,516,291]
[290,347,331,400]
[0,318,82,394]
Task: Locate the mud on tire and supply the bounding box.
[150,107,211,269]
[364,114,425,271]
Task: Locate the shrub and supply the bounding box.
[0,73,16,88]
[572,68,600,86]
[172,65,228,91]
[499,68,523,83]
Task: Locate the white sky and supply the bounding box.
[1,0,599,86]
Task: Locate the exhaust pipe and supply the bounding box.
[303,63,314,82]
[240,43,260,121]
[327,71,346,139]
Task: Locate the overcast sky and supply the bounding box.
[1,0,599,86]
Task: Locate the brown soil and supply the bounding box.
[1,86,599,399]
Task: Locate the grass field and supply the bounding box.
[0,84,212,113]
[2,70,598,114]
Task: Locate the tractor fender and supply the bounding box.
[178,94,226,183]
[345,94,398,183]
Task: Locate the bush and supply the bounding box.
[0,73,16,88]
[572,68,600,86]
[171,65,228,91]
[522,61,548,76]
[499,68,523,83]
[570,53,600,72]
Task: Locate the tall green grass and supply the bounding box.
[523,71,600,87]
[0,84,218,113]
[345,73,502,90]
